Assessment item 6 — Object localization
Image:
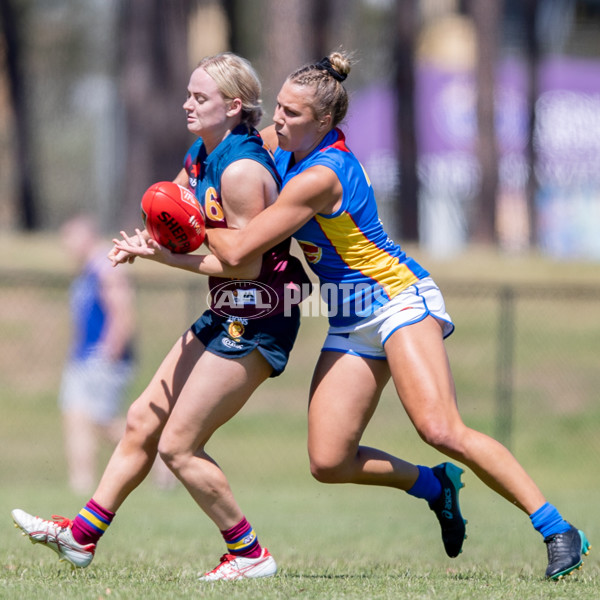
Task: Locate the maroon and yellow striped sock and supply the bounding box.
[71,498,115,546]
[221,517,262,558]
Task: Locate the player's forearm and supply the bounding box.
[164,251,262,279]
[206,228,262,266]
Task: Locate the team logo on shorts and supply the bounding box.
[228,320,245,339]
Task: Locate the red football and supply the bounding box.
[141,181,205,253]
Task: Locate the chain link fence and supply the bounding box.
[1,271,598,486]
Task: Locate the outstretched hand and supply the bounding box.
[109,229,170,266]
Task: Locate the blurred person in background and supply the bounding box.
[58,215,136,495]
[205,50,591,581]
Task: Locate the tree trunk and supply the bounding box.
[117,0,193,228]
[222,0,241,53]
[394,0,419,242]
[523,0,539,248]
[468,0,503,244]
[309,0,332,60]
[0,0,38,230]
[261,0,313,108]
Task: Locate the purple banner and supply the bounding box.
[345,57,600,258]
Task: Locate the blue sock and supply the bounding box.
[530,502,571,538]
[406,465,442,504]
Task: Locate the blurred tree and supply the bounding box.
[523,0,540,248]
[468,0,503,244]
[261,0,313,108]
[0,0,38,230]
[117,0,194,227]
[222,0,241,53]
[393,0,419,242]
[309,0,333,59]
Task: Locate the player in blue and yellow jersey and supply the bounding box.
[12,53,310,582]
[207,50,590,580]
[274,123,434,330]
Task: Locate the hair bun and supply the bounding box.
[328,52,351,78]
[315,57,347,82]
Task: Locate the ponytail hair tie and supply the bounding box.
[315,57,347,82]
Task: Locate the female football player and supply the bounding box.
[204,50,590,580]
[12,52,309,581]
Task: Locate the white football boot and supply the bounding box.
[11,508,95,568]
[199,547,277,581]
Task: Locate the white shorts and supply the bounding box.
[322,277,454,360]
[59,356,134,425]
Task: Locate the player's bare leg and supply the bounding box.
[384,316,546,514]
[308,352,420,487]
[307,350,466,556]
[155,339,277,580]
[12,330,276,574]
[385,315,590,577]
[11,330,208,568]
[92,330,207,511]
[157,347,272,529]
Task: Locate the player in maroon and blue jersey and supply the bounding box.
[12,52,309,582]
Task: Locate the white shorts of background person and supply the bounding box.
[59,355,134,494]
[60,355,134,425]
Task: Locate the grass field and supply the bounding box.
[1,234,599,598]
[2,412,598,600]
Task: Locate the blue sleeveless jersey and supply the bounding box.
[274,128,429,326]
[184,124,310,318]
[70,259,133,362]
